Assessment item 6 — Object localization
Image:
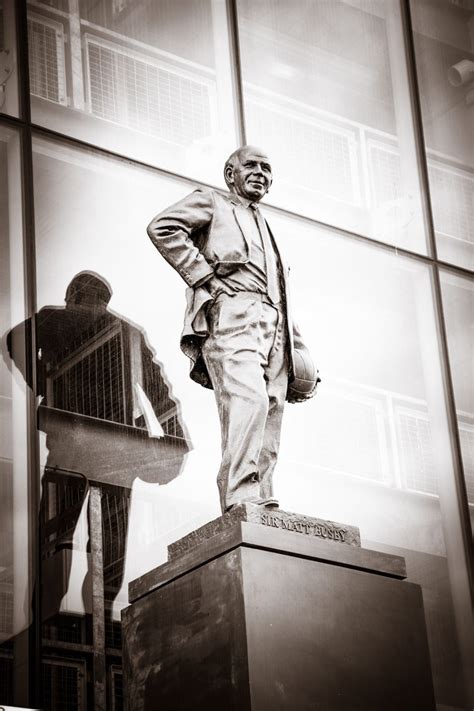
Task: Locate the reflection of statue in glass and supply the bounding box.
[148,146,319,514]
[6,271,189,623]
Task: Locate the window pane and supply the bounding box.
[410,0,474,270]
[32,135,197,709]
[236,0,428,253]
[0,126,32,705]
[440,270,474,536]
[270,211,472,709]
[28,0,238,184]
[0,0,20,116]
[32,134,471,708]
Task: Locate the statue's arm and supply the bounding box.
[147,188,215,287]
[292,320,307,353]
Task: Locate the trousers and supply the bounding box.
[201,292,288,512]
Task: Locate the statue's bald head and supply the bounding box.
[224,145,273,202]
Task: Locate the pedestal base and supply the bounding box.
[122,515,436,711]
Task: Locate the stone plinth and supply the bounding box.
[122,513,436,711]
[167,503,360,561]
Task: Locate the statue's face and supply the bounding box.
[226,147,273,202]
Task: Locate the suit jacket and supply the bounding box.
[147,187,310,392]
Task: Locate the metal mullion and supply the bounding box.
[17,1,32,125]
[403,0,474,577]
[432,263,474,545]
[265,201,437,264]
[265,199,473,279]
[403,0,474,556]
[0,112,27,128]
[430,258,474,697]
[436,259,474,281]
[402,0,474,696]
[16,0,42,706]
[399,0,438,259]
[226,0,246,146]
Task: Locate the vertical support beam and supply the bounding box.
[412,266,474,698]
[15,0,41,706]
[226,0,246,146]
[7,127,31,710]
[402,0,474,581]
[89,484,106,711]
[402,0,474,702]
[210,0,239,156]
[430,269,474,705]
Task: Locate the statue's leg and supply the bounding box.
[258,306,288,500]
[202,293,278,512]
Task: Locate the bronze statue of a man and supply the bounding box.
[147,146,318,513]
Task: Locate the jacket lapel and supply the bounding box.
[232,202,253,254]
[264,215,288,273]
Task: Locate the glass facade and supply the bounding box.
[1,1,473,709]
[440,270,474,535]
[0,127,33,706]
[237,0,429,252]
[28,0,238,184]
[411,0,474,270]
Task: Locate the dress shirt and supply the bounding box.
[218,194,282,304]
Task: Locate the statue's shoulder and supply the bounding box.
[185,185,215,202]
[209,188,241,209]
[186,186,238,212]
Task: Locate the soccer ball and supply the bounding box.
[289,349,319,398]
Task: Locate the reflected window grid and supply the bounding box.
[28,13,67,106]
[26,0,237,184]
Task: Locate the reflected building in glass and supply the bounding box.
[0,0,473,710]
[4,270,190,708]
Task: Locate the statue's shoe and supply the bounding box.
[225,497,279,513]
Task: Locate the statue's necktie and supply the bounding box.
[250,203,280,305]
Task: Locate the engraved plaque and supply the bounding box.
[168,502,360,561]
